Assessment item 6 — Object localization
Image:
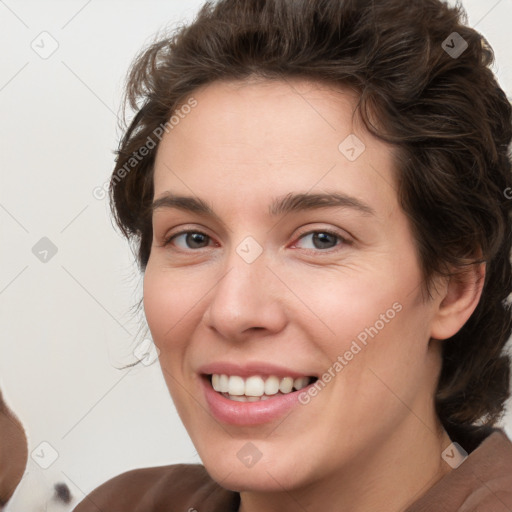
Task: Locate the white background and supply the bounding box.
[0,0,511,503]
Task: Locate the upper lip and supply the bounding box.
[198,361,316,379]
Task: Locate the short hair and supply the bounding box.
[110,0,512,446]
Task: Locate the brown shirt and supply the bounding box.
[73,428,512,512]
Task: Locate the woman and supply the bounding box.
[74,0,512,510]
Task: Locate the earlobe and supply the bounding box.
[430,262,486,341]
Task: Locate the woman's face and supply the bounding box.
[143,79,448,492]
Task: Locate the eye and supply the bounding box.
[293,230,346,251]
[164,230,214,250]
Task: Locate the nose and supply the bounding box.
[203,245,288,342]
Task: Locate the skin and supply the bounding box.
[143,78,484,512]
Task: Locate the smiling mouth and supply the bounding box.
[206,373,318,402]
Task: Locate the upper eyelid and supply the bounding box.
[291,230,349,251]
[163,227,349,249]
[163,230,215,248]
[162,225,215,243]
[160,220,350,237]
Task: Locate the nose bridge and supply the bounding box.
[204,238,286,337]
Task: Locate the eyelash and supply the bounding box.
[162,228,349,253]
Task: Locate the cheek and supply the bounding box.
[143,269,170,342]
[333,291,434,425]
[281,263,407,349]
[142,266,202,409]
[287,252,430,396]
[142,266,199,350]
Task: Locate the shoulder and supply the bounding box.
[466,429,512,509]
[407,428,512,511]
[72,463,239,512]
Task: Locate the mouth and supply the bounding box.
[205,373,318,402]
[198,362,321,425]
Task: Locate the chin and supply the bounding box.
[200,446,315,493]
[207,464,298,493]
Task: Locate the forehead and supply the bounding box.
[158,78,363,158]
[152,78,398,216]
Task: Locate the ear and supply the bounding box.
[430,262,486,340]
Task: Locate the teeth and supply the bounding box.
[230,395,248,402]
[228,376,245,396]
[279,377,293,393]
[226,395,272,402]
[245,376,265,397]
[210,374,313,399]
[264,376,280,395]
[219,374,229,393]
[293,377,309,390]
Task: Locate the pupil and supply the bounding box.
[313,232,336,249]
[187,233,208,248]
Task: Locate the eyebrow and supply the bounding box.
[269,192,375,217]
[151,192,376,218]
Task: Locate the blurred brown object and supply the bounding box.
[0,388,28,509]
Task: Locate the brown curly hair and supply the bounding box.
[110,0,512,448]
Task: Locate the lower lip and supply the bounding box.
[201,376,314,426]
